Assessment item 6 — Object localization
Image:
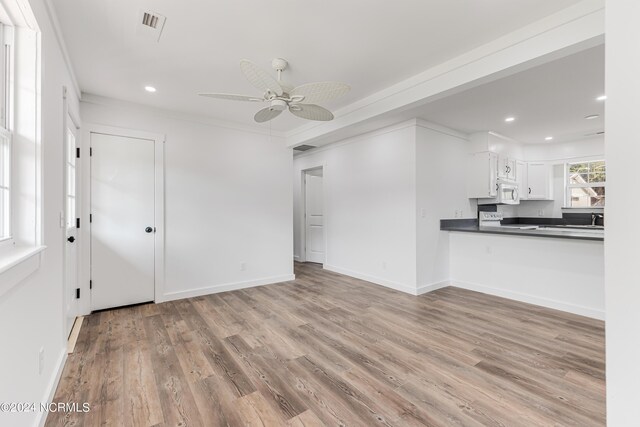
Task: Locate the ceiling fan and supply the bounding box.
[199,58,350,123]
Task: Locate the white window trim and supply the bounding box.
[0,2,45,291]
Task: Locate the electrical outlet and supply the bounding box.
[240,262,246,271]
[485,245,492,255]
[38,347,44,375]
[537,210,545,217]
[420,208,427,218]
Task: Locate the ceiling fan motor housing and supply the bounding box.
[270,99,288,111]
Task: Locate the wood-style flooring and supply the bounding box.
[46,262,605,426]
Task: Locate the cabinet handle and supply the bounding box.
[496,183,499,191]
[529,187,532,194]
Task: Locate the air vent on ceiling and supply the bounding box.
[137,10,166,42]
[293,145,316,152]
[142,12,160,28]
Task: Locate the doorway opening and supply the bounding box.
[302,167,325,265]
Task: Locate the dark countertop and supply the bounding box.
[440,219,604,242]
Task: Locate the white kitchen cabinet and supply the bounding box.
[497,155,517,181]
[516,160,527,200]
[527,162,553,200]
[467,152,498,198]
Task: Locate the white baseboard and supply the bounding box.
[293,255,301,261]
[161,274,296,302]
[37,349,68,427]
[451,280,605,320]
[416,281,451,295]
[323,264,419,295]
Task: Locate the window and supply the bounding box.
[0,22,11,241]
[567,160,606,207]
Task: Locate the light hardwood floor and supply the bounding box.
[46,262,605,426]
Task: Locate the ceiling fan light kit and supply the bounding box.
[199,58,350,123]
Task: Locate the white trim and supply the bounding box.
[323,264,418,295]
[293,255,301,261]
[81,93,288,139]
[160,274,295,302]
[416,280,450,295]
[36,349,67,427]
[451,280,604,320]
[85,124,165,312]
[42,0,81,98]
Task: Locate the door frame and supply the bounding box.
[82,124,165,311]
[62,86,82,336]
[300,165,326,264]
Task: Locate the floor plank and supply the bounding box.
[46,262,605,426]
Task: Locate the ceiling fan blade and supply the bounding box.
[198,93,264,102]
[240,60,283,96]
[254,107,283,123]
[289,104,334,121]
[290,82,350,104]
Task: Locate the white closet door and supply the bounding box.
[91,133,155,310]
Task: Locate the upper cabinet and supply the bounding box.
[498,155,517,181]
[467,152,498,198]
[526,162,553,200]
[466,132,553,201]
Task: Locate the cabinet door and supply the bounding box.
[516,160,527,200]
[497,155,509,179]
[527,163,549,199]
[507,158,517,181]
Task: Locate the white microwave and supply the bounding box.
[478,182,520,205]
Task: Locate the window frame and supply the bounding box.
[0,22,13,246]
[565,159,606,208]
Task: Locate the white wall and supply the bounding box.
[450,232,604,319]
[293,120,418,293]
[605,0,640,423]
[0,0,81,426]
[80,96,294,301]
[416,123,476,291]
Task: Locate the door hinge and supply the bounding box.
[89,280,92,290]
[75,288,80,299]
[90,147,93,156]
[76,217,80,229]
[90,214,93,223]
[76,147,80,158]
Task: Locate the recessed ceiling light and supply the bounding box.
[584,114,600,120]
[545,136,553,141]
[505,117,515,123]
[144,86,157,93]
[596,95,607,101]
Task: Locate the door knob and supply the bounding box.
[145,227,153,233]
[67,236,75,243]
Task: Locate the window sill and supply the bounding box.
[0,245,47,298]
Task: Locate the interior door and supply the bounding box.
[91,133,155,311]
[64,122,79,336]
[305,170,324,264]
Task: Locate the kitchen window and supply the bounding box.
[566,160,605,208]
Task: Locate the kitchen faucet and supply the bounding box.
[591,213,604,226]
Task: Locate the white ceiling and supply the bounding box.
[53,0,584,132]
[412,45,605,144]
